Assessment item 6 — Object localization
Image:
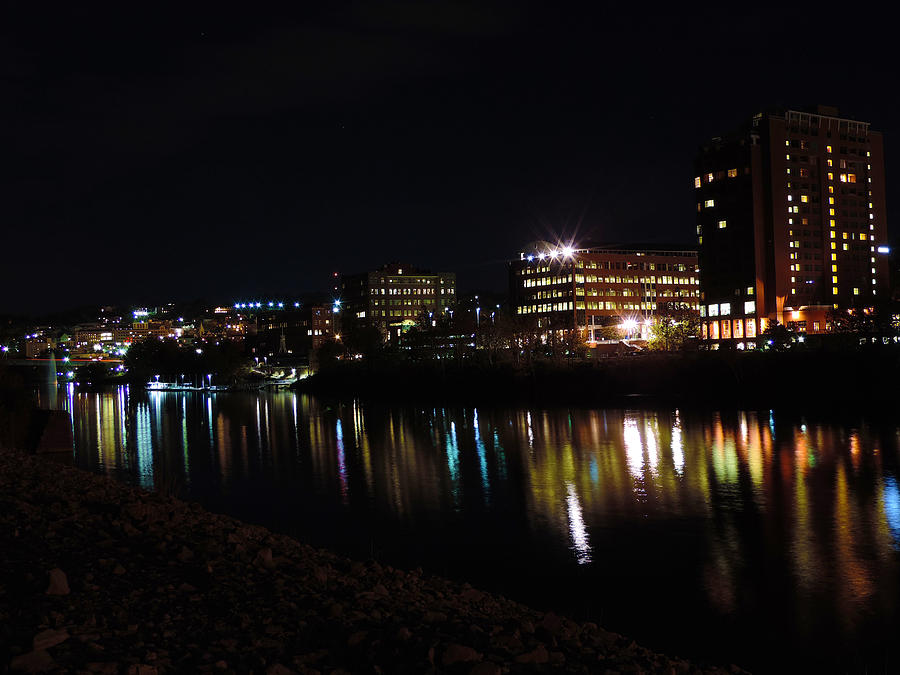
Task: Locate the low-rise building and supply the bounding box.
[509,242,700,342]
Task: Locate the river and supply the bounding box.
[45,384,900,673]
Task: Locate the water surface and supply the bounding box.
[52,384,900,673]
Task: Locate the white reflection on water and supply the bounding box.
[207,396,214,450]
[624,417,643,480]
[566,482,591,564]
[671,410,684,475]
[645,418,658,473]
[135,402,153,489]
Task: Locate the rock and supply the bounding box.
[442,643,482,666]
[32,628,69,650]
[265,664,295,675]
[347,631,368,647]
[515,644,550,664]
[126,666,158,675]
[255,547,275,569]
[468,663,502,675]
[10,650,56,672]
[461,588,485,603]
[45,568,70,595]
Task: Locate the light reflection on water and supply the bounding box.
[57,384,900,672]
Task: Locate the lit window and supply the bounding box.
[853,288,860,295]
[718,220,727,229]
[847,173,856,183]
[694,176,701,188]
[826,145,832,153]
[860,233,867,241]
[708,304,719,317]
[746,286,754,295]
[832,287,838,295]
[704,199,715,208]
[842,232,848,239]
[829,197,835,204]
[840,174,847,183]
[800,195,808,203]
[728,168,738,178]
[744,300,755,314]
[786,154,791,160]
[827,159,833,167]
[843,243,849,251]
[828,172,834,181]
[746,318,757,338]
[832,276,838,283]
[832,265,838,272]
[787,195,793,202]
[829,186,834,194]
[706,173,714,183]
[720,303,731,316]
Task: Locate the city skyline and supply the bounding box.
[3,3,898,313]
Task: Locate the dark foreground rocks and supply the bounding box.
[0,447,746,674]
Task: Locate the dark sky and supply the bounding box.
[3,2,897,313]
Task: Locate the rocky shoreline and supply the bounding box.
[1,447,745,674]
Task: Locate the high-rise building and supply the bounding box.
[340,263,456,339]
[509,242,699,342]
[695,106,889,343]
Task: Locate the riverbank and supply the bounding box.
[0,446,743,674]
[297,349,900,409]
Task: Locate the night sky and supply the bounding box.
[3,2,897,313]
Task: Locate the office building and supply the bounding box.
[509,242,699,342]
[340,263,456,339]
[696,106,889,343]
